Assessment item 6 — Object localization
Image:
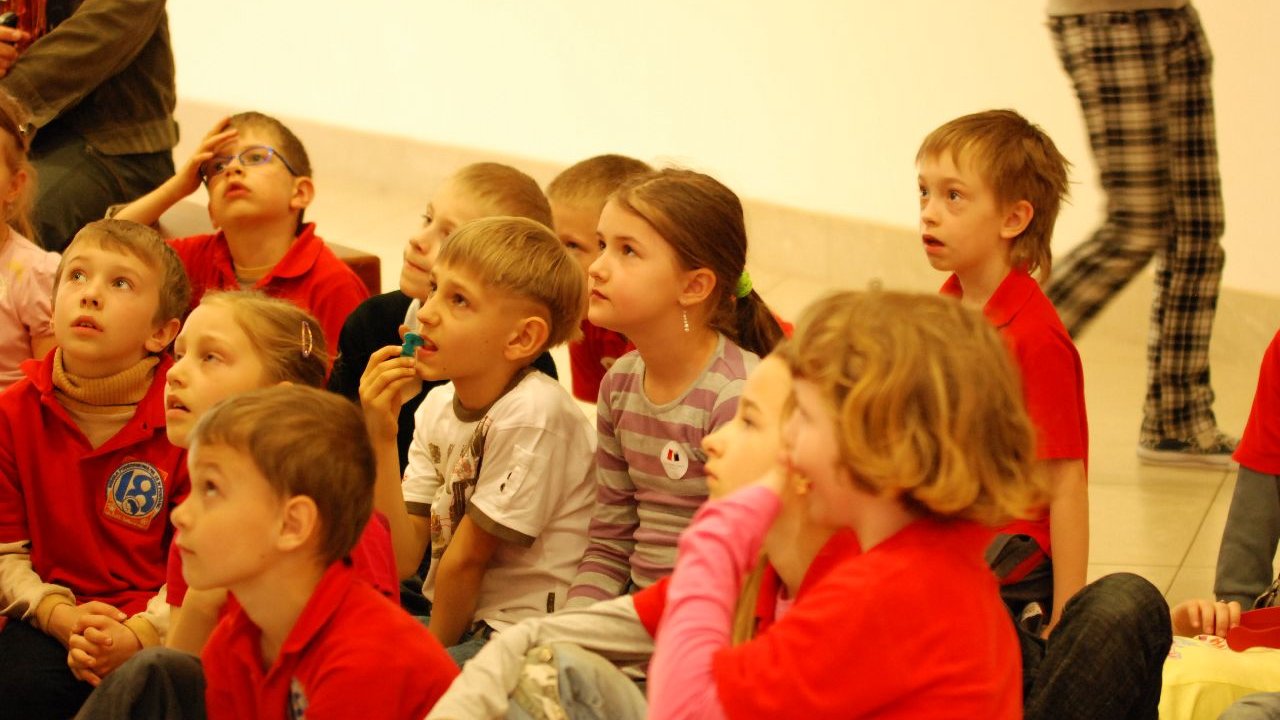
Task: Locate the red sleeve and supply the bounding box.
[632,576,670,637]
[0,398,26,544]
[310,272,369,357]
[1016,331,1087,461]
[1237,330,1280,473]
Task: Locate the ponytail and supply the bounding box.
[733,289,785,357]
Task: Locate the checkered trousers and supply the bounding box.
[1046,5,1225,444]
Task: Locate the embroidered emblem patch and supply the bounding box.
[289,677,308,719]
[103,461,165,530]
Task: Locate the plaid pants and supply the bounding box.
[1046,6,1225,444]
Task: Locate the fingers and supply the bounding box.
[68,646,106,685]
[203,116,234,139]
[77,601,126,622]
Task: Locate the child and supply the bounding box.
[428,355,847,718]
[115,112,369,345]
[160,291,396,655]
[175,385,457,718]
[0,219,190,719]
[566,168,784,607]
[648,290,1047,719]
[545,154,651,402]
[0,91,58,390]
[917,109,1088,630]
[1215,328,1280,607]
[361,216,595,664]
[330,162,557,473]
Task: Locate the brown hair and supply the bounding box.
[228,111,312,232]
[611,169,783,356]
[197,291,329,387]
[437,217,585,351]
[0,91,35,245]
[191,385,374,564]
[779,291,1047,525]
[916,109,1070,281]
[54,219,192,325]
[546,154,652,213]
[452,163,553,228]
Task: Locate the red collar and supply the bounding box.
[226,560,355,664]
[20,352,173,440]
[211,223,324,285]
[939,269,1038,330]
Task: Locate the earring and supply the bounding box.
[792,475,812,496]
[681,309,690,333]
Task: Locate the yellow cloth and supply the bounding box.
[1160,635,1280,720]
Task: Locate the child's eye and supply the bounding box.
[597,239,606,252]
[426,280,438,297]
[919,187,928,199]
[621,243,637,257]
[564,240,581,252]
[243,149,270,164]
[948,190,962,201]
[173,350,185,362]
[421,212,434,227]
[69,269,86,282]
[112,277,133,290]
[203,481,219,497]
[451,293,468,307]
[202,352,221,363]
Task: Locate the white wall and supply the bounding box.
[168,1,1279,295]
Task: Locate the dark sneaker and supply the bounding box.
[1137,430,1238,469]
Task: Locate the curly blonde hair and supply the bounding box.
[779,290,1048,525]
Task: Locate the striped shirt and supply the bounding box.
[567,334,758,606]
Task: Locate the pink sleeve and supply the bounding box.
[647,485,780,720]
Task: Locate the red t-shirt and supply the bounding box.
[168,224,369,348]
[167,511,397,607]
[569,318,633,402]
[1236,329,1280,475]
[0,354,188,615]
[942,270,1088,555]
[202,562,457,720]
[711,519,1021,719]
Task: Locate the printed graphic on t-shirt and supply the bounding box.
[429,416,492,560]
[103,460,166,530]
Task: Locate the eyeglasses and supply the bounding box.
[199,145,299,183]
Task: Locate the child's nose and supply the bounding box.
[171,496,190,530]
[416,298,439,327]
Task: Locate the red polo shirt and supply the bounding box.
[168,224,369,347]
[0,354,187,615]
[1236,330,1280,475]
[202,561,457,720]
[941,270,1088,554]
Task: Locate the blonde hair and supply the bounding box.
[197,291,329,387]
[191,385,374,564]
[437,217,585,350]
[53,219,192,325]
[452,163,553,228]
[546,154,652,212]
[0,91,35,244]
[780,291,1047,525]
[611,169,783,357]
[916,109,1070,281]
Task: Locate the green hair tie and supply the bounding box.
[735,271,753,299]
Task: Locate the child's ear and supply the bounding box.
[289,176,315,212]
[145,317,182,354]
[505,315,550,364]
[4,168,27,205]
[276,494,319,553]
[678,267,717,307]
[999,200,1034,240]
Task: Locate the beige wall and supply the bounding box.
[169,1,1279,295]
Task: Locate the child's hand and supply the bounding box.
[171,117,238,199]
[66,611,142,686]
[359,343,422,440]
[0,27,30,77]
[45,600,124,648]
[1171,598,1242,638]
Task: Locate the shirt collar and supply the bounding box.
[939,268,1037,330]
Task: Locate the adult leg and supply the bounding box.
[1215,466,1280,607]
[1144,4,1226,446]
[1044,12,1173,338]
[28,122,174,252]
[74,647,207,720]
[0,618,94,719]
[1220,693,1280,720]
[1024,573,1171,720]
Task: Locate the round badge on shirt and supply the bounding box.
[660,440,689,480]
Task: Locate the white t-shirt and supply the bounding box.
[402,370,596,631]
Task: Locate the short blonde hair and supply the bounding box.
[54,219,191,325]
[197,291,328,387]
[191,385,373,564]
[779,290,1047,526]
[916,109,1070,281]
[546,154,652,212]
[452,163,553,228]
[437,216,585,351]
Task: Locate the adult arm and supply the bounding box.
[429,594,655,719]
[0,0,167,126]
[647,485,780,720]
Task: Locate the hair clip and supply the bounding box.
[735,271,753,299]
[300,321,314,358]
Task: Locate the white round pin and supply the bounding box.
[659,440,690,480]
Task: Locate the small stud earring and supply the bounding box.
[681,309,690,333]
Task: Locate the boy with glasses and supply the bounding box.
[116,112,368,344]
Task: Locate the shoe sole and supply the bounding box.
[1136,447,1239,470]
